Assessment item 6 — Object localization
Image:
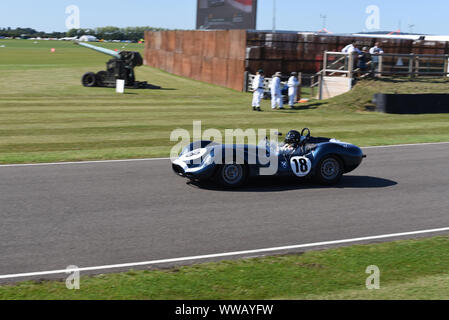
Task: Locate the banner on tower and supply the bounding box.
[196,0,257,30]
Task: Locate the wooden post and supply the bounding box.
[378,55,383,77]
[409,54,415,78]
[310,75,315,98]
[323,51,328,76]
[318,72,323,100]
[344,52,348,71]
[443,55,448,78]
[348,53,354,79]
[415,56,420,77]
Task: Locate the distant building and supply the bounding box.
[78,35,98,42]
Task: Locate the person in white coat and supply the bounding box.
[251,69,265,111]
[342,40,361,54]
[369,42,384,75]
[342,41,361,72]
[270,72,283,110]
[287,72,300,108]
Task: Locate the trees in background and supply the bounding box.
[66,26,164,41]
[0,27,65,39]
[0,26,165,41]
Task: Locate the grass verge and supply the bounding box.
[1,236,449,300]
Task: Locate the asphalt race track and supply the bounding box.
[1,143,448,282]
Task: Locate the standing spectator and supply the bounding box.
[358,47,370,74]
[270,72,284,110]
[341,41,354,53]
[287,72,300,108]
[251,69,265,111]
[342,40,361,54]
[342,40,361,71]
[369,42,384,75]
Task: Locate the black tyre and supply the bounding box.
[216,163,247,188]
[95,71,108,87]
[315,155,343,185]
[82,72,97,87]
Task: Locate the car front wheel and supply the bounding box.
[216,163,247,188]
[315,155,343,185]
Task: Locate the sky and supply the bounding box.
[0,0,447,35]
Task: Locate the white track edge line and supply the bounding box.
[0,141,448,168]
[362,141,449,149]
[1,226,449,280]
[0,157,170,167]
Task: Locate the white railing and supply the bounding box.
[311,51,449,99]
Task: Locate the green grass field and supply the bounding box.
[2,236,449,300]
[1,39,449,164]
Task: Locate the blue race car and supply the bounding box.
[172,128,366,188]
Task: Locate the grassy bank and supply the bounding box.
[1,39,449,164]
[1,236,449,299]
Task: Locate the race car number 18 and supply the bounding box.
[290,156,312,177]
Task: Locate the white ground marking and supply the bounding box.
[1,227,449,280]
[0,157,170,167]
[362,141,449,149]
[0,141,448,168]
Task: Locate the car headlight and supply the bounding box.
[203,153,214,166]
[180,148,208,161]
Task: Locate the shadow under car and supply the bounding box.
[187,175,398,192]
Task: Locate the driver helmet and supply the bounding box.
[285,130,301,147]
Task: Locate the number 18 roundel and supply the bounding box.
[290,156,312,177]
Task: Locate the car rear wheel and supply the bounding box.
[216,163,247,188]
[315,155,343,185]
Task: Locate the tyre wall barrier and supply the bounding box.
[373,93,449,114]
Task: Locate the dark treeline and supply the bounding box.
[0,27,66,38]
[0,26,166,41]
[66,26,165,41]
